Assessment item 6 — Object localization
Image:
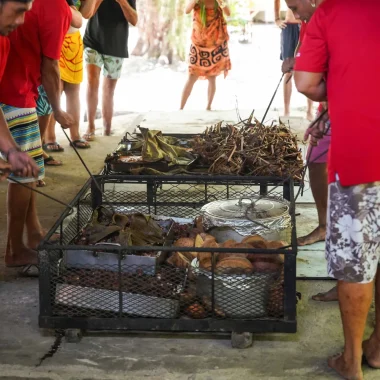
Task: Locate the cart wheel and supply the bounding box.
[65,329,82,343]
[231,332,253,349]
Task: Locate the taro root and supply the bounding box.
[185,302,207,319]
[174,237,195,247]
[242,235,267,248]
[199,258,212,270]
[173,237,197,261]
[166,252,191,268]
[201,296,226,318]
[216,257,253,275]
[254,260,283,273]
[218,241,250,261]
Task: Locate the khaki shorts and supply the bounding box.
[84,47,124,80]
[326,180,380,283]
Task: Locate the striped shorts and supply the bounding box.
[0,104,44,183]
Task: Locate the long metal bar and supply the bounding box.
[61,127,115,212]
[260,73,284,125]
[9,177,73,209]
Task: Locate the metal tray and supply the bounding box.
[63,243,167,276]
[55,284,180,318]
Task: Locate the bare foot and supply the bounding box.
[328,353,363,380]
[363,335,380,369]
[306,111,314,122]
[312,286,338,302]
[5,247,38,268]
[297,226,326,246]
[27,230,60,250]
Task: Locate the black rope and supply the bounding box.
[36,329,65,367]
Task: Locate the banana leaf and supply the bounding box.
[87,225,121,244]
[140,127,194,165]
[84,209,165,246]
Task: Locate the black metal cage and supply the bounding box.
[39,175,297,335]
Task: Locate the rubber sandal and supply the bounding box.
[44,156,63,166]
[19,264,39,278]
[82,132,95,142]
[70,139,91,149]
[43,142,64,153]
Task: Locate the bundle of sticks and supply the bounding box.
[191,120,303,180]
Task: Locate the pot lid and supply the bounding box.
[201,197,289,222]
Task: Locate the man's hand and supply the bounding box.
[282,57,295,74]
[54,110,75,129]
[0,158,12,180]
[304,112,329,146]
[7,151,39,178]
[276,19,287,29]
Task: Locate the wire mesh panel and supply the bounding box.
[39,175,297,333]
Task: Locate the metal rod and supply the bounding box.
[60,127,115,212]
[260,73,284,125]
[8,177,73,209]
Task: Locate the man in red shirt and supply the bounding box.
[284,0,337,303]
[0,0,74,268]
[0,1,40,180]
[294,0,380,378]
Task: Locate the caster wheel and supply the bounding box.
[231,332,253,349]
[65,329,82,343]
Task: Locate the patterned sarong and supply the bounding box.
[0,104,44,183]
[60,30,84,84]
[189,4,231,79]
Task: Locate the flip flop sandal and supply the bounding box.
[70,139,91,149]
[44,156,63,166]
[37,179,46,188]
[43,142,64,153]
[19,264,39,278]
[82,132,95,142]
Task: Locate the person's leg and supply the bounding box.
[328,280,372,380]
[325,181,380,379]
[38,115,51,140]
[101,54,124,136]
[298,162,328,246]
[206,76,216,111]
[25,183,45,250]
[283,72,292,117]
[5,182,38,267]
[363,267,380,368]
[102,77,118,136]
[64,81,89,147]
[180,74,198,110]
[306,98,314,121]
[3,106,44,267]
[84,64,101,140]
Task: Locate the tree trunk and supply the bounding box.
[132,0,188,63]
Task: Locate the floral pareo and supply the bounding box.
[326,181,380,283]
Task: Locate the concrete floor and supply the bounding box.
[0,110,378,380]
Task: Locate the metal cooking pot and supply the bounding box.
[201,196,291,243]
